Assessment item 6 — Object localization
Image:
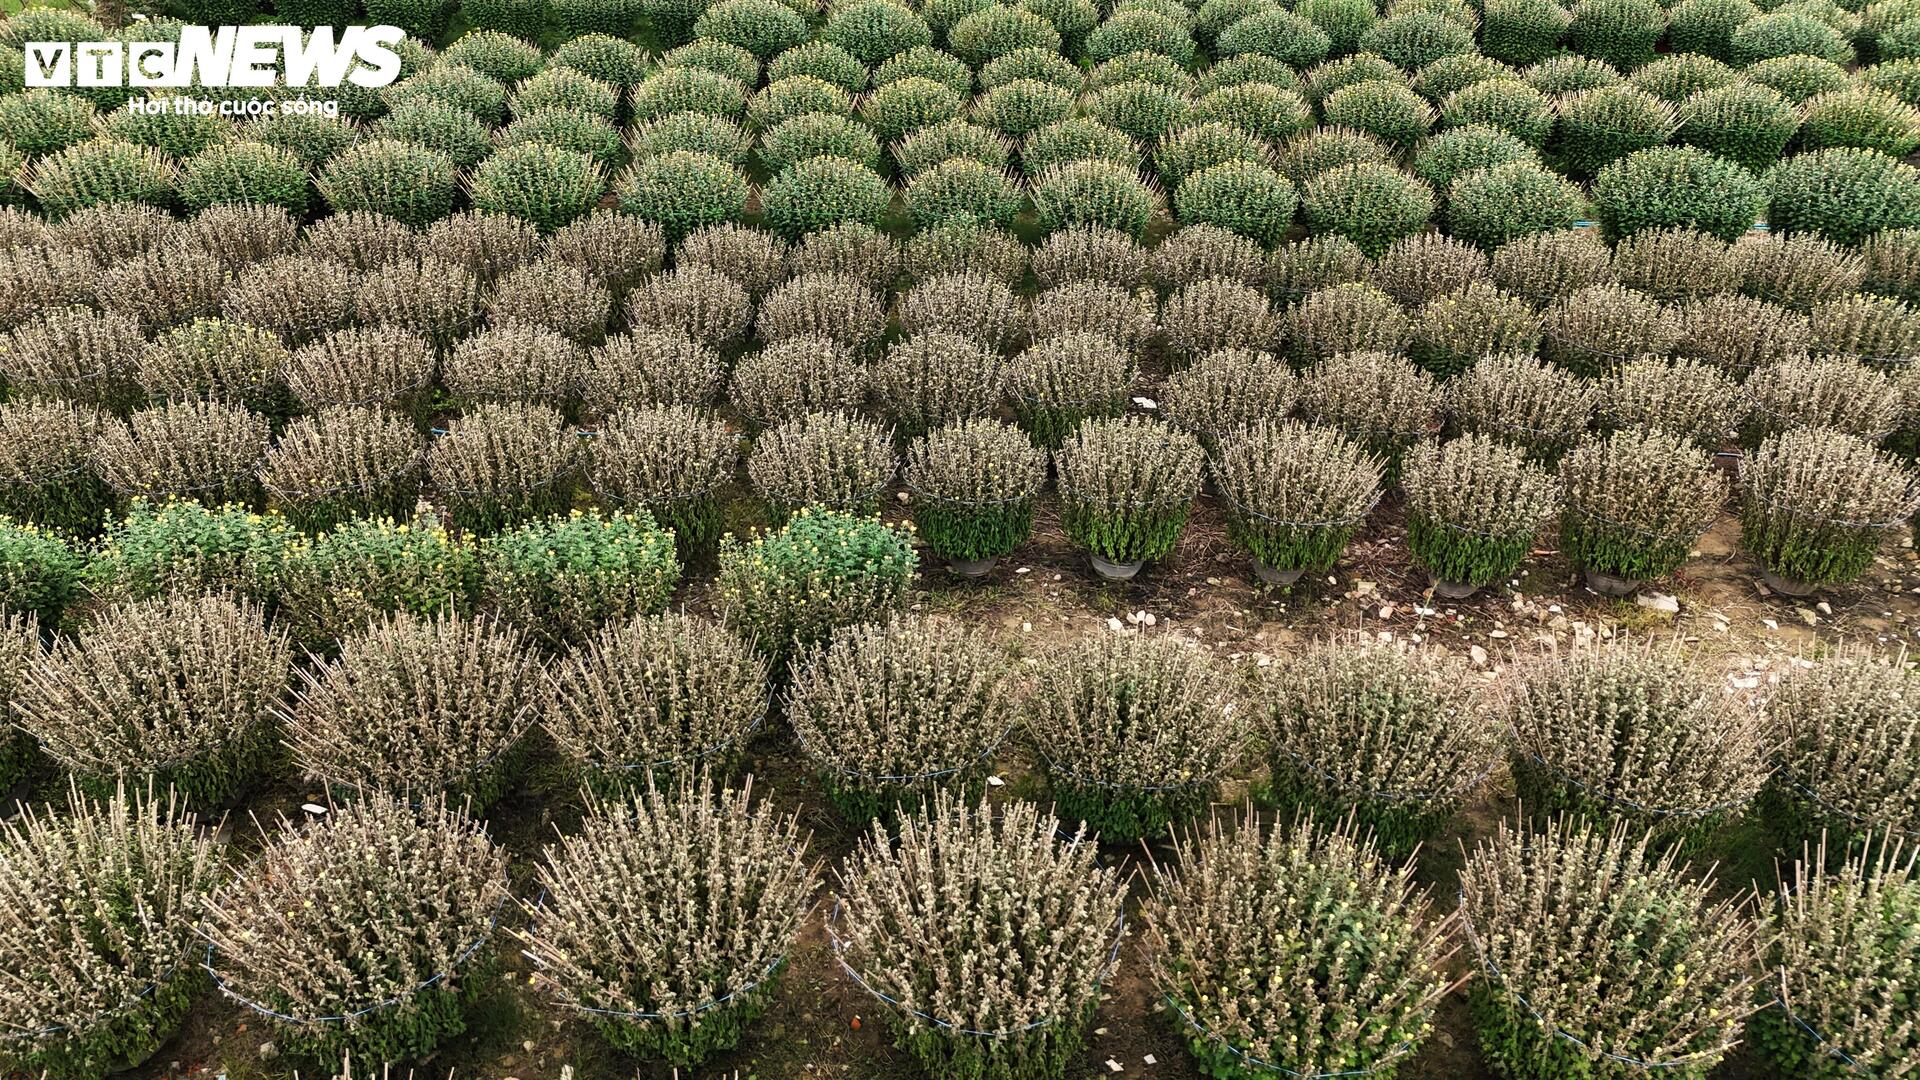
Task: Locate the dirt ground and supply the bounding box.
[128,477,1920,1080]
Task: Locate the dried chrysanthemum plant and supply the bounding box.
[1600,355,1742,451]
[428,403,577,535]
[1460,817,1764,1080]
[261,406,424,534]
[715,509,917,669]
[832,793,1127,1080]
[1145,812,1457,1079]
[546,613,769,792]
[1752,841,1920,1078]
[582,328,726,417]
[201,792,509,1072]
[14,594,289,807]
[1006,331,1135,450]
[1740,428,1920,594]
[1402,434,1559,597]
[1297,350,1440,471]
[441,324,585,417]
[1739,355,1904,447]
[0,400,109,535]
[0,306,144,412]
[870,331,1007,437]
[282,326,437,419]
[1559,428,1726,593]
[0,612,38,792]
[1261,638,1500,858]
[1027,633,1248,843]
[787,616,1015,823]
[747,411,896,520]
[517,775,818,1065]
[284,610,543,810]
[1502,643,1770,850]
[477,509,680,650]
[589,405,738,558]
[1159,347,1297,453]
[1055,416,1204,579]
[0,784,222,1080]
[904,418,1047,577]
[1214,419,1382,587]
[135,318,293,419]
[1764,647,1920,857]
[729,338,867,427]
[94,400,268,509]
[1446,353,1597,463]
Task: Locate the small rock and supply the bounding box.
[1762,618,1779,630]
[1107,1060,1125,1073]
[1107,617,1125,632]
[258,1042,277,1061]
[896,490,909,503]
[300,803,327,815]
[986,775,1005,787]
[1817,601,1833,615]
[1798,607,1819,627]
[523,1041,536,1053]
[1132,396,1157,410]
[1021,621,1032,632]
[1377,604,1394,619]
[1488,629,1508,639]
[1015,566,1031,574]
[1143,1055,1158,1065]
[1636,592,1680,614]
[1469,644,1489,666]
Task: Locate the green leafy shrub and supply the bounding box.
[1747,52,1852,103]
[1261,637,1498,857]
[1033,632,1247,842]
[479,509,679,649]
[384,64,510,125]
[896,119,1013,178]
[1567,0,1664,68]
[1324,80,1436,150]
[1731,8,1854,63]
[0,517,80,627]
[25,139,175,219]
[176,141,307,216]
[1172,161,1297,247]
[694,0,810,58]
[287,609,539,807]
[277,517,477,653]
[629,112,752,168]
[1402,434,1559,591]
[316,139,457,228]
[1591,145,1764,242]
[100,98,234,160]
[1798,87,1920,158]
[1055,416,1203,569]
[617,150,749,242]
[1020,117,1142,178]
[788,616,1013,820]
[0,785,221,1080]
[1188,82,1315,144]
[861,75,965,144]
[373,99,491,169]
[903,157,1022,229]
[1741,427,1920,589]
[17,593,288,806]
[1356,11,1472,70]
[1667,0,1757,59]
[0,89,96,158]
[1145,812,1454,1080]
[834,794,1126,1080]
[514,68,620,120]
[973,77,1077,138]
[762,156,892,239]
[1445,160,1586,249]
[429,403,577,535]
[1670,82,1797,174]
[553,33,650,86]
[442,29,544,77]
[1216,420,1382,584]
[1462,816,1763,1079]
[1767,148,1920,244]
[1438,79,1555,147]
[748,75,856,132]
[715,508,916,667]
[1503,643,1766,850]
[202,791,508,1072]
[87,500,291,605]
[947,4,1063,65]
[1031,160,1161,237]
[1551,85,1678,178]
[471,143,605,234]
[1301,163,1434,257]
[904,418,1046,567]
[1482,0,1573,63]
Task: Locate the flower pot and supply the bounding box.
[1089,553,1143,581]
[1430,578,1480,600]
[947,556,998,579]
[1583,568,1641,597]
[1252,558,1305,586]
[1761,567,1820,598]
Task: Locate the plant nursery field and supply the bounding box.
[1,0,1919,1077]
